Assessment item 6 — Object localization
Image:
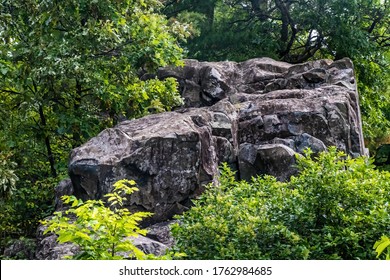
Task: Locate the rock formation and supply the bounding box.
[67,57,366,223]
[36,57,367,259]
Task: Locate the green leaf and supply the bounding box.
[71,198,82,207]
[75,231,92,241]
[373,236,390,259]
[0,67,8,75]
[57,232,74,244]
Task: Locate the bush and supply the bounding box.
[171,147,390,259]
[41,179,185,260]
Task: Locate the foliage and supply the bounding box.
[0,0,188,254]
[171,148,390,259]
[0,237,36,260]
[42,179,154,260]
[0,152,18,199]
[0,0,188,178]
[0,176,56,256]
[165,0,389,61]
[374,235,390,260]
[355,55,390,148]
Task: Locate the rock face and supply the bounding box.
[67,57,366,223]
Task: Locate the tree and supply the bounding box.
[165,0,390,62]
[0,0,188,178]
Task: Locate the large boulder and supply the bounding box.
[68,101,238,222]
[67,57,367,223]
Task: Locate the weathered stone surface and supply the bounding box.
[238,143,298,181]
[54,178,74,211]
[66,57,366,225]
[129,236,168,257]
[68,99,241,223]
[69,112,220,222]
[145,221,176,248]
[33,56,369,260]
[236,86,363,156]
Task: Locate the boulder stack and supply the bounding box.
[66,57,366,223]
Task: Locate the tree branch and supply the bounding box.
[0,89,21,95]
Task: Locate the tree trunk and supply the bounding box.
[39,105,57,177]
[202,1,216,32]
[72,80,82,148]
[275,0,290,57]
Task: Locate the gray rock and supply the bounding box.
[146,221,176,248]
[130,236,168,257]
[54,178,74,211]
[294,133,327,154]
[238,143,298,181]
[69,112,220,223]
[302,68,329,83]
[236,86,365,157]
[67,57,367,224]
[35,56,369,260]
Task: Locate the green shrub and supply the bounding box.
[41,179,184,260]
[171,147,390,259]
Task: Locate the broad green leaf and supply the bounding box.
[373,236,390,258]
[75,231,92,241]
[57,232,74,244]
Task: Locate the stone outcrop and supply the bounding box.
[34,57,368,259]
[65,57,366,225]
